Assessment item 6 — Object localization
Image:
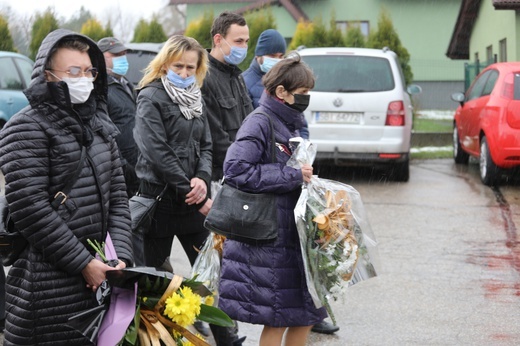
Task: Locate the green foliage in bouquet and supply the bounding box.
[111,269,233,346]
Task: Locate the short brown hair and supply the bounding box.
[210,11,247,46]
[262,51,315,95]
[46,39,90,70]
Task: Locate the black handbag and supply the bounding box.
[0,146,86,266]
[204,112,278,244]
[128,185,168,232]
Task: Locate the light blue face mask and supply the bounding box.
[221,39,247,65]
[111,55,129,76]
[166,69,196,89]
[260,57,281,73]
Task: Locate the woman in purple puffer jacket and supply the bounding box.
[218,53,327,346]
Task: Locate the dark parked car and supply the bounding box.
[125,42,164,86]
[0,51,33,127]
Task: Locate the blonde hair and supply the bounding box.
[138,35,209,89]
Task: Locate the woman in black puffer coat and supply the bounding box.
[0,29,133,345]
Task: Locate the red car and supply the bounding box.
[452,62,520,185]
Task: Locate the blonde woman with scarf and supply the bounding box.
[133,35,244,346]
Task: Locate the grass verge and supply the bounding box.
[413,117,452,133]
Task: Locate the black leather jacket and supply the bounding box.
[201,53,253,180]
[134,80,212,210]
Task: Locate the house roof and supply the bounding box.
[169,0,308,21]
[447,0,520,59]
[493,0,520,9]
[446,0,482,59]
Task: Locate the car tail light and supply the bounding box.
[502,72,520,100]
[385,101,405,126]
[502,73,515,99]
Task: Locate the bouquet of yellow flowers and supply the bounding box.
[105,267,234,346]
[80,237,232,346]
[288,138,380,324]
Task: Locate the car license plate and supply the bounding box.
[314,111,362,124]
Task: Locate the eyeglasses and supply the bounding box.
[47,66,98,81]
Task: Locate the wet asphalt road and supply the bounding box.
[3,158,517,345]
[171,158,520,345]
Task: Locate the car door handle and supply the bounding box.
[7,98,13,105]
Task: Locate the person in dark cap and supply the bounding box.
[98,36,139,197]
[242,29,310,140]
[243,29,286,109]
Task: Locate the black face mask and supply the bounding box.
[286,93,310,113]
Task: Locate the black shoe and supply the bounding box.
[233,336,246,345]
[311,321,339,334]
[193,320,210,337]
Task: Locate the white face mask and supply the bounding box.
[62,77,94,104]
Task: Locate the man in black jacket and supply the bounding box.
[98,36,139,197]
[199,11,251,346]
[201,11,254,188]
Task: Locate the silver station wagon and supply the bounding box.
[299,47,421,182]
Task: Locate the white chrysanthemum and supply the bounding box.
[326,243,336,256]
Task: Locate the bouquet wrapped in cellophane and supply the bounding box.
[190,232,226,293]
[288,138,380,324]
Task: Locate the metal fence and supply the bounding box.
[464,60,494,91]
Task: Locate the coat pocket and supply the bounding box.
[217,97,242,131]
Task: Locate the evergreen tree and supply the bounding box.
[62,6,93,33]
[367,10,413,84]
[328,15,344,47]
[288,15,345,50]
[184,10,214,49]
[345,26,365,48]
[311,16,328,48]
[242,8,277,70]
[29,9,59,60]
[80,18,105,42]
[0,14,16,52]
[104,21,114,38]
[132,19,150,42]
[288,20,313,50]
[147,17,167,43]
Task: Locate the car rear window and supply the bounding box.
[302,55,395,93]
[514,74,520,100]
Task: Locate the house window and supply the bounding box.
[486,45,493,63]
[499,38,507,62]
[336,21,369,37]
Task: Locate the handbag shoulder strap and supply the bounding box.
[254,111,276,163]
[51,146,87,208]
[157,184,169,200]
[3,146,87,230]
